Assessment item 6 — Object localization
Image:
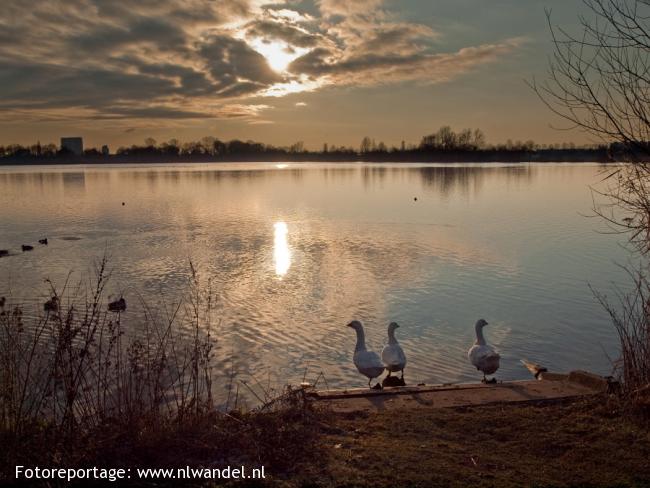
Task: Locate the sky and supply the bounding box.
[0,0,593,150]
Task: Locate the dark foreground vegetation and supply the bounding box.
[296,396,650,488]
[0,259,325,485]
[5,376,650,488]
[0,126,613,164]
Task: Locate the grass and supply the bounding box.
[287,396,650,488]
[4,386,649,487]
[2,390,322,484]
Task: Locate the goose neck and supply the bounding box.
[475,324,486,346]
[388,327,398,345]
[354,327,367,352]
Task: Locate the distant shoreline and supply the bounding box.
[0,148,612,165]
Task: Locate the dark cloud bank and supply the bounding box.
[0,0,523,123]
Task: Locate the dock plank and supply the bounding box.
[307,378,600,412]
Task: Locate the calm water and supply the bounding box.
[0,162,631,391]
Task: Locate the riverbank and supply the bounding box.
[287,394,650,488]
[0,147,610,165]
[3,390,648,487]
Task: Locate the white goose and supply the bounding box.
[381,322,407,380]
[468,319,500,383]
[347,320,385,389]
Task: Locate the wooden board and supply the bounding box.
[307,378,602,413]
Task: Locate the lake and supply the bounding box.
[0,162,631,393]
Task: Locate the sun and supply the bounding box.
[249,39,306,73]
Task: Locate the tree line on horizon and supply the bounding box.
[0,126,607,160]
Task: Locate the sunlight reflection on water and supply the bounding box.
[273,221,291,276]
[0,162,632,398]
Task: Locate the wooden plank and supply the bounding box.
[308,381,523,400]
[308,372,609,412]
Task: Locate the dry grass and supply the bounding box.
[1,390,323,486]
[285,396,650,488]
[592,269,650,416]
[0,256,215,441]
[0,257,323,484]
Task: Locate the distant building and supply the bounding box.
[101,145,110,156]
[60,137,83,155]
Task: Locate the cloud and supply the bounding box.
[0,60,178,110]
[353,24,440,56]
[114,56,215,95]
[265,8,315,23]
[0,0,524,123]
[289,38,524,88]
[295,102,308,107]
[318,0,384,18]
[245,19,322,48]
[68,17,188,55]
[216,104,273,118]
[199,34,283,91]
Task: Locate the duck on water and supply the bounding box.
[108,297,127,312]
[44,296,59,312]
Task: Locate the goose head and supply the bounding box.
[388,321,400,332]
[475,319,488,328]
[346,320,363,330]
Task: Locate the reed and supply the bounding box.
[0,256,319,479]
[592,268,650,416]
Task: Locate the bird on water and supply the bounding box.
[108,297,127,312]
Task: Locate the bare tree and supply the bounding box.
[534,0,650,408]
[532,0,650,250]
